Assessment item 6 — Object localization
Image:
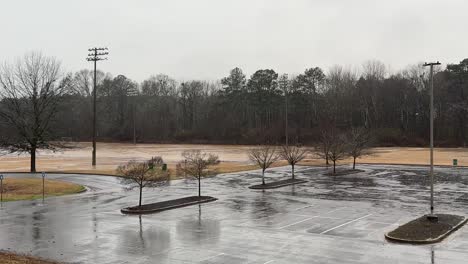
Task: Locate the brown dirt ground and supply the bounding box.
[1,142,467,175]
[0,178,85,202]
[0,252,60,264]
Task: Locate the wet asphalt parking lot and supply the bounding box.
[1,164,468,263]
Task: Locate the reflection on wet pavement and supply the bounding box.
[0,164,468,263]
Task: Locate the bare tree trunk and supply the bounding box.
[291,164,295,179]
[30,147,36,173]
[139,185,143,207]
[353,157,356,170]
[198,174,201,197]
[262,169,265,185]
[333,160,336,175]
[326,155,329,166]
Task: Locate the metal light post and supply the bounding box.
[423,61,441,220]
[133,102,137,145]
[279,74,289,146]
[42,172,46,202]
[87,47,109,166]
[285,88,289,147]
[127,88,139,145]
[0,174,3,203]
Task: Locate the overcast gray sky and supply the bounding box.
[1,0,467,81]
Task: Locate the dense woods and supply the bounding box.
[2,58,468,147]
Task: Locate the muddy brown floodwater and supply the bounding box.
[1,142,467,174]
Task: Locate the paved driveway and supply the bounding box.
[1,164,468,263]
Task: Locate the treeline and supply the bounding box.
[53,59,468,146]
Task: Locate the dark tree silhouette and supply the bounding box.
[316,129,333,166]
[347,127,373,169]
[0,52,72,172]
[14,60,468,149]
[327,133,349,175]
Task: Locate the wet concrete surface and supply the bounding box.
[1,164,468,263]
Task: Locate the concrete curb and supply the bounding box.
[323,169,365,176]
[121,196,217,214]
[0,184,88,203]
[385,216,467,244]
[249,179,308,190]
[0,171,120,177]
[76,186,88,194]
[360,163,468,169]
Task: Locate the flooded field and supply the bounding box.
[1,142,467,174]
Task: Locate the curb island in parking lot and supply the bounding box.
[249,178,307,189]
[385,214,467,244]
[121,196,217,214]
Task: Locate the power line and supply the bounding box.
[86,47,109,166]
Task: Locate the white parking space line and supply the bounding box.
[324,207,346,214]
[199,252,225,262]
[294,204,314,211]
[320,214,373,234]
[290,206,346,218]
[278,217,315,229]
[263,260,275,264]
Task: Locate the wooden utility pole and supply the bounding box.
[87,47,108,166]
[423,61,441,220]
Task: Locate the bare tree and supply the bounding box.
[71,69,106,97]
[117,157,169,207]
[0,52,72,172]
[362,60,386,81]
[315,130,332,166]
[176,150,219,197]
[248,145,279,185]
[347,127,373,169]
[280,145,307,179]
[328,133,349,175]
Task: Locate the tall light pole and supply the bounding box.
[87,47,108,166]
[279,74,289,146]
[423,61,441,220]
[42,172,45,203]
[0,174,3,204]
[285,87,289,146]
[127,88,139,145]
[133,103,137,145]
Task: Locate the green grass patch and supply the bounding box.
[1,178,85,202]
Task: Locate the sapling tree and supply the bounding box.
[248,145,279,185]
[280,145,308,179]
[176,150,219,197]
[328,134,349,175]
[347,127,373,169]
[316,130,332,166]
[117,156,169,207]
